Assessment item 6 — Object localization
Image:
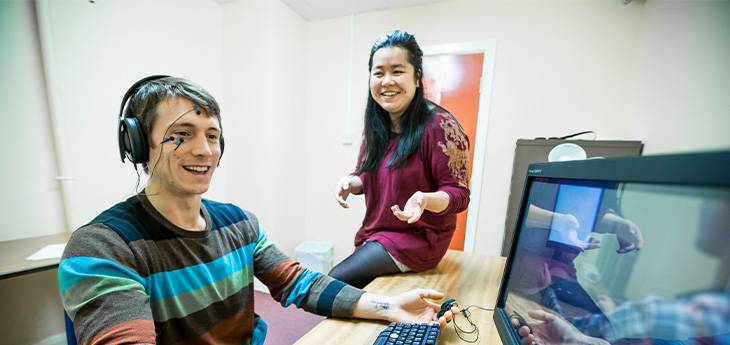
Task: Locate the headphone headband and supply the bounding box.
[118,75,169,122]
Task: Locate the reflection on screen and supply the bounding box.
[548,184,603,250]
[504,177,730,344]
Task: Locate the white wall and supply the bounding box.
[0,0,226,243]
[302,0,730,262]
[2,0,729,261]
[43,0,227,231]
[221,0,309,257]
[2,1,727,342]
[1,0,228,342]
[623,1,730,154]
[1,0,66,242]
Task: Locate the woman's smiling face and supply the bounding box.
[369,46,420,122]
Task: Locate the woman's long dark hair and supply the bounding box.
[355,30,432,175]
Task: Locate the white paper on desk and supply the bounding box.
[26,243,67,260]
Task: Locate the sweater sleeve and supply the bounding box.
[423,109,471,214]
[59,225,157,345]
[252,222,365,318]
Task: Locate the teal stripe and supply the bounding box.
[59,256,146,294]
[146,242,256,301]
[253,224,274,255]
[62,275,147,318]
[253,317,267,345]
[284,268,322,308]
[150,264,254,321]
[60,242,258,300]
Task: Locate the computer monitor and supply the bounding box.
[494,150,730,345]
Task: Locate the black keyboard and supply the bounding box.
[373,322,441,345]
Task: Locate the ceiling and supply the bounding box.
[213,0,451,21]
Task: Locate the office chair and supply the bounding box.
[65,311,77,345]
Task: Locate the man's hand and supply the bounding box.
[354,289,459,328]
[602,213,644,253]
[613,218,643,253]
[510,310,610,345]
[334,175,363,208]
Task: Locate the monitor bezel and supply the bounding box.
[493,150,730,345]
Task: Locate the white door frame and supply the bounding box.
[422,40,497,253]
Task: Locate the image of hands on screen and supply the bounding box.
[595,211,644,254]
[525,204,601,251]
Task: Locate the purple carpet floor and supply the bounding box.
[254,289,326,344]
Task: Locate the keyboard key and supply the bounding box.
[373,323,441,345]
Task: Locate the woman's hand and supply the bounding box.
[334,175,363,208]
[392,191,450,223]
[392,191,427,223]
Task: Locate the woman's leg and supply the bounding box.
[328,241,402,289]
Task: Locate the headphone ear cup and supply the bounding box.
[217,135,225,167]
[119,117,149,164]
[118,75,169,165]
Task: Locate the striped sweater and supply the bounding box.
[59,194,364,345]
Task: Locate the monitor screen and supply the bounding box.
[494,151,730,345]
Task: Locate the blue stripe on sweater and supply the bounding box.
[284,269,322,308]
[59,256,146,294]
[316,279,346,316]
[146,243,256,300]
[60,242,257,299]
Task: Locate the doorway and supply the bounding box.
[422,41,497,252]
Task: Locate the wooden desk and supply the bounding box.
[295,250,507,345]
[0,232,71,344]
[0,232,71,279]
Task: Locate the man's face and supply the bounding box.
[146,97,222,198]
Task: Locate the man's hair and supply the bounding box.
[357,30,431,175]
[122,76,221,173]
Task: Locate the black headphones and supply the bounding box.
[118,75,224,165]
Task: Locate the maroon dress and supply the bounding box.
[353,105,471,272]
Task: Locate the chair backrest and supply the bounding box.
[64,311,77,345]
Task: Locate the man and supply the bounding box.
[59,76,455,345]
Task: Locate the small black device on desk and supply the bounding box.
[373,322,440,345]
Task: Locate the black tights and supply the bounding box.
[328,241,402,289]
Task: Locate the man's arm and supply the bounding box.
[60,225,156,345]
[353,289,456,327]
[252,220,455,325]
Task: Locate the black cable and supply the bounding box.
[558,131,596,140]
[133,163,142,194]
[135,107,199,197]
[450,304,494,344]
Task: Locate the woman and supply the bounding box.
[329,30,471,288]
